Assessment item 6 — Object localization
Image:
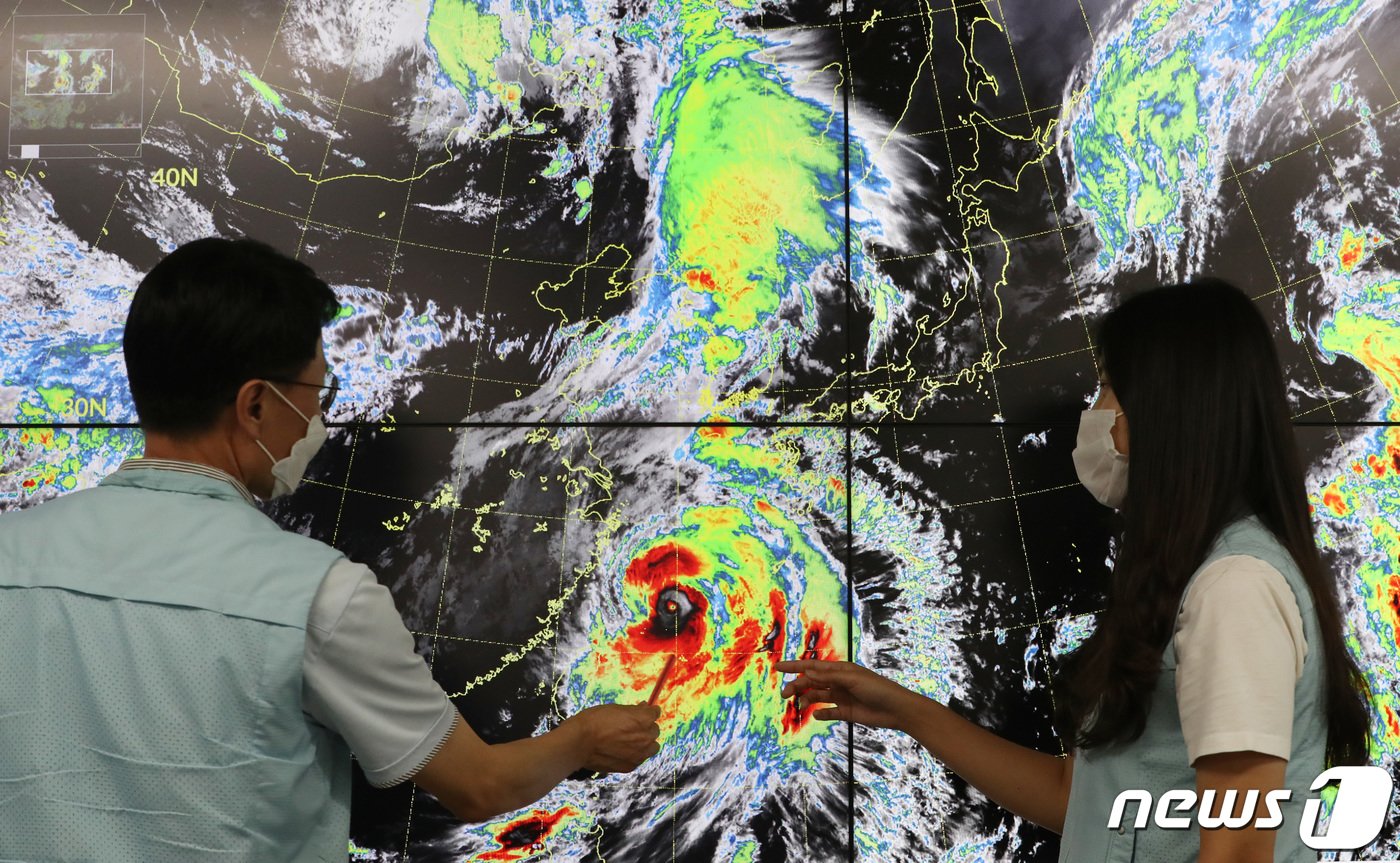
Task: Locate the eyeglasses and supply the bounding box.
[267,372,339,413]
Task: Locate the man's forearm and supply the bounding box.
[476,723,589,816]
[424,721,588,823]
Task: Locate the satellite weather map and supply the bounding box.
[2,0,1398,860]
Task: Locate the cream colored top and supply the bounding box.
[1173,554,1308,766]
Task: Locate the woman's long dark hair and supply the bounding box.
[1054,278,1371,767]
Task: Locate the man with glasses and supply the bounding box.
[0,237,660,862]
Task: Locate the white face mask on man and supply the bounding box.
[1072,408,1127,509]
[254,382,327,499]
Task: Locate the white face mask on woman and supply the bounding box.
[1072,408,1127,509]
[254,382,328,499]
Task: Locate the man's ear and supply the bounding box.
[232,379,266,438]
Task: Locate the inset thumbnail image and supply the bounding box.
[8,15,145,158]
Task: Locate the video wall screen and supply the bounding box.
[2,0,1398,860]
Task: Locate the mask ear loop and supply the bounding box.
[261,380,314,425]
[254,381,313,466]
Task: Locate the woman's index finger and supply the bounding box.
[774,658,843,676]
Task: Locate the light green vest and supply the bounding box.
[1059,516,1328,862]
[0,466,351,862]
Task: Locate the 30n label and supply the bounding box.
[151,167,198,187]
[59,396,108,419]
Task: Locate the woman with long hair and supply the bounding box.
[779,278,1372,862]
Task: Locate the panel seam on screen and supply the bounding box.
[841,0,856,858]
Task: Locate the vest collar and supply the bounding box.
[102,458,259,506]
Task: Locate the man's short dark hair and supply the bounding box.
[123,236,339,436]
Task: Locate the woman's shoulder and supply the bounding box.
[1177,553,1307,666]
[1208,514,1292,559]
[1183,553,1290,613]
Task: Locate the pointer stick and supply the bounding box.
[569,659,676,782]
[648,654,677,705]
[569,660,673,783]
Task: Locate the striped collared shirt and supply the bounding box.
[115,458,257,506]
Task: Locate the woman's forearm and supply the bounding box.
[899,697,1074,834]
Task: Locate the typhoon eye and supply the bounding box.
[650,586,698,638]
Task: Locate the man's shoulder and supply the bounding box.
[0,485,102,528]
[0,481,343,572]
[307,559,379,639]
